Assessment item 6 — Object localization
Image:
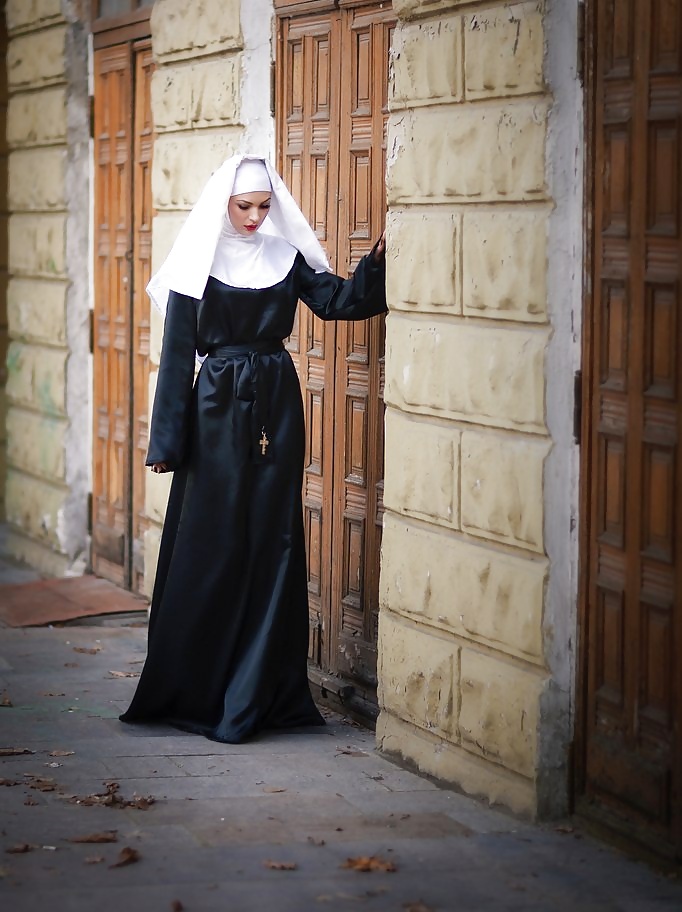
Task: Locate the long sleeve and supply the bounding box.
[296,245,387,322]
[145,291,198,470]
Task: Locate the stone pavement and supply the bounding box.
[0,580,681,911]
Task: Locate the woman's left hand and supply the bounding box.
[374,230,386,262]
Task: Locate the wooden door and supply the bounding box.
[92,41,153,593]
[579,0,682,856]
[277,1,392,715]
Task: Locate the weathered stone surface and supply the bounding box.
[387,102,548,203]
[391,16,462,108]
[464,3,545,99]
[380,513,546,661]
[150,212,186,273]
[393,0,471,19]
[383,408,460,527]
[378,611,458,738]
[8,213,66,277]
[459,648,544,779]
[461,430,550,553]
[5,467,67,550]
[384,315,547,433]
[5,341,67,416]
[6,407,66,480]
[7,278,67,345]
[151,57,241,132]
[152,132,241,210]
[143,526,162,599]
[7,26,66,88]
[7,87,67,147]
[9,148,67,210]
[6,0,62,32]
[386,209,460,313]
[377,711,536,816]
[151,0,242,61]
[3,523,69,575]
[462,208,548,322]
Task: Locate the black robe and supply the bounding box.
[120,250,387,743]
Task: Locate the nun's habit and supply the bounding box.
[120,155,387,743]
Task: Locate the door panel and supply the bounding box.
[581,0,681,854]
[93,41,153,593]
[277,3,391,711]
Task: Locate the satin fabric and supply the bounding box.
[120,251,387,743]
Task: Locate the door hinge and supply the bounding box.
[89,309,94,354]
[89,95,95,140]
[87,492,93,536]
[573,369,583,446]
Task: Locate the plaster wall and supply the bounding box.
[143,0,274,595]
[378,0,581,817]
[3,0,89,573]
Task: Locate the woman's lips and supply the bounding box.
[246,225,258,232]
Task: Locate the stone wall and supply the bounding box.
[3,0,89,573]
[0,6,8,519]
[378,0,580,816]
[143,0,274,595]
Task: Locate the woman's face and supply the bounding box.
[227,191,272,236]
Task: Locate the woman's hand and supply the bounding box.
[151,462,169,474]
[373,230,386,262]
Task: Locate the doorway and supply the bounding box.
[91,4,154,594]
[578,0,682,858]
[275,1,393,717]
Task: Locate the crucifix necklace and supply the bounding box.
[259,428,269,456]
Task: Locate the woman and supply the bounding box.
[120,155,387,744]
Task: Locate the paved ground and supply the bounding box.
[0,550,680,910]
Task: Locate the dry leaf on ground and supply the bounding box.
[68,831,118,844]
[49,750,75,758]
[109,846,140,868]
[6,843,38,854]
[23,796,38,806]
[71,780,155,810]
[0,748,34,757]
[342,855,397,873]
[262,786,287,793]
[73,647,100,655]
[0,779,19,787]
[263,860,298,871]
[0,695,12,707]
[24,775,57,792]
[85,855,105,865]
[108,670,140,678]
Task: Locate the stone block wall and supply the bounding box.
[0,8,8,519]
[3,0,89,572]
[143,0,274,595]
[378,0,579,816]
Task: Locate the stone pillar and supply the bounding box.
[3,0,90,574]
[143,0,274,595]
[378,0,581,816]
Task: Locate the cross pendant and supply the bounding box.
[259,430,269,456]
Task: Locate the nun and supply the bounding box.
[120,154,387,743]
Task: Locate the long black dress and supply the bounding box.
[120,249,386,743]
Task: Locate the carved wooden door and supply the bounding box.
[277,2,392,715]
[580,0,682,856]
[92,41,153,593]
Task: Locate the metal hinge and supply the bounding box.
[573,369,583,446]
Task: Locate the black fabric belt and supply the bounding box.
[205,341,285,464]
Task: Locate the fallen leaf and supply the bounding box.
[108,670,140,678]
[263,860,298,871]
[84,855,105,865]
[49,751,75,758]
[24,775,57,792]
[342,855,397,873]
[0,779,19,787]
[335,747,368,757]
[0,748,34,757]
[71,780,155,810]
[73,647,100,655]
[262,786,287,794]
[109,846,140,868]
[23,797,38,806]
[555,824,575,834]
[6,843,38,854]
[68,831,118,844]
[0,694,12,708]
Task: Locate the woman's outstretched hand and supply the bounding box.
[151,462,169,474]
[374,230,386,262]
